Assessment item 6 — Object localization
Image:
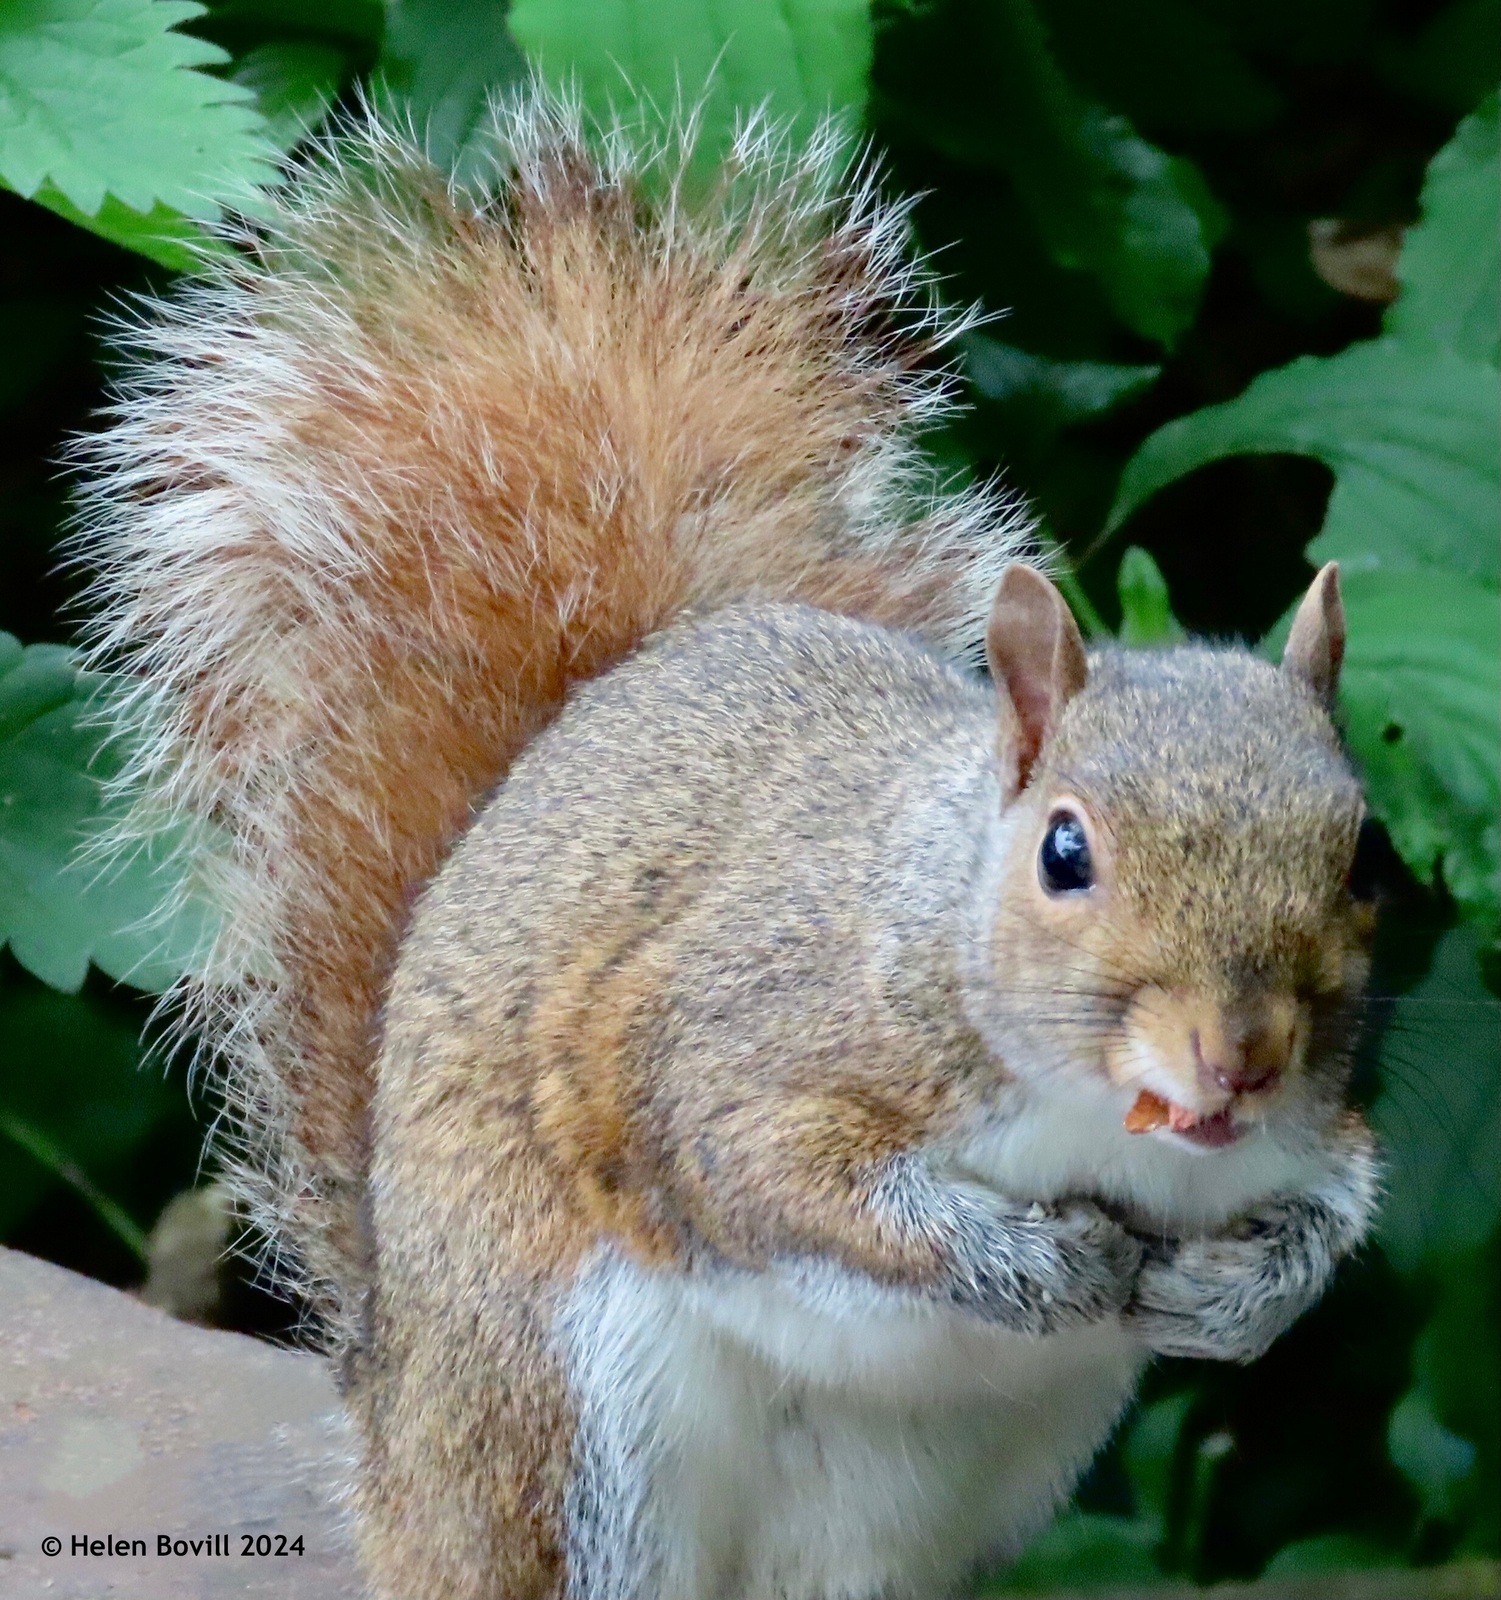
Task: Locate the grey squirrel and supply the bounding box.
[75,92,1380,1600]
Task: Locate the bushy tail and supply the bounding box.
[71,90,1032,1342]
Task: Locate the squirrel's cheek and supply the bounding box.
[1102,988,1193,1106]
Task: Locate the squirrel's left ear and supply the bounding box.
[986,565,1088,794]
[1282,562,1345,708]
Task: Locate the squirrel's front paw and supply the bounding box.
[953,1195,1144,1337]
[1123,1197,1344,1362]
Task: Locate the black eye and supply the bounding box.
[1039,811,1094,894]
[1348,816,1384,902]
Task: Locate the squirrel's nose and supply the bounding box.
[1192,1017,1291,1098]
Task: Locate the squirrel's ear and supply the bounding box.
[986,565,1089,792]
[1282,562,1345,708]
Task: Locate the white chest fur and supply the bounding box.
[557,1247,1146,1600]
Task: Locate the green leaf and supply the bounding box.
[379,0,526,185]
[1389,1387,1479,1523]
[1035,529,1110,641]
[981,1511,1162,1593]
[1109,340,1501,584]
[26,182,223,271]
[1387,91,1501,367]
[1037,0,1285,136]
[0,635,74,738]
[878,0,1223,348]
[0,0,276,219]
[232,40,346,151]
[1116,546,1185,646]
[1338,571,1500,930]
[1373,0,1501,119]
[0,634,215,994]
[509,0,872,163]
[0,1109,149,1260]
[1261,1533,1402,1576]
[1398,1241,1501,1550]
[1103,97,1501,553]
[964,334,1160,428]
[34,35,347,270]
[1121,1391,1192,1534]
[0,975,174,1239]
[1371,928,1501,1272]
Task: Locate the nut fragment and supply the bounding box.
[1124,1089,1172,1133]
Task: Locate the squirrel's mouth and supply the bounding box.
[1167,1106,1243,1148]
[1125,1090,1245,1149]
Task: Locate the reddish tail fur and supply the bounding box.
[72,91,1032,1341]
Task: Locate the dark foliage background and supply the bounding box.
[1,0,1496,1589]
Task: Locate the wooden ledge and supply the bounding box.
[0,1245,360,1597]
